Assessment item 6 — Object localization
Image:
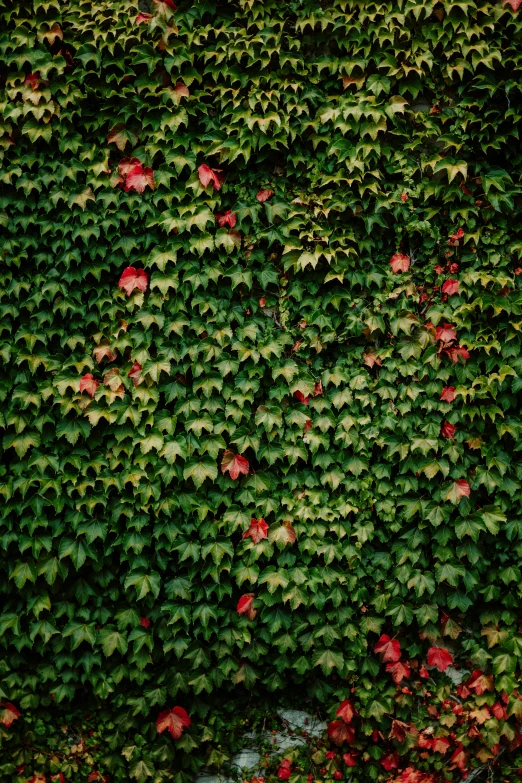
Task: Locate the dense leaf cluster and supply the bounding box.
[2,0,522,780]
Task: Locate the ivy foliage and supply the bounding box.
[2,0,522,780]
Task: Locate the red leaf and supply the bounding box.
[400,192,408,202]
[156,706,191,739]
[313,380,323,396]
[467,669,494,695]
[119,267,148,296]
[136,11,153,23]
[381,751,399,771]
[140,617,151,629]
[441,421,455,440]
[215,209,237,228]
[277,760,291,781]
[51,774,66,783]
[242,518,269,544]
[454,479,470,498]
[221,449,249,480]
[374,634,401,662]
[492,702,507,720]
[128,361,143,386]
[427,647,453,672]
[198,163,223,191]
[79,374,99,398]
[504,0,522,8]
[444,344,470,363]
[304,419,312,434]
[440,386,455,403]
[237,593,256,619]
[327,720,355,745]
[390,252,410,273]
[154,0,177,8]
[442,279,459,296]
[294,390,310,405]
[343,753,356,767]
[450,744,467,770]
[256,188,274,202]
[336,699,355,723]
[125,163,155,193]
[25,72,41,88]
[0,702,20,727]
[419,665,429,679]
[386,661,410,683]
[436,323,457,343]
[450,227,465,243]
[118,157,141,178]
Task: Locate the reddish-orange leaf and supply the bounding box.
[441,421,455,440]
[215,209,237,228]
[442,279,459,296]
[504,0,522,8]
[79,374,99,398]
[427,647,453,672]
[93,345,117,363]
[440,386,455,403]
[154,0,177,8]
[313,380,323,396]
[221,449,249,480]
[467,669,494,695]
[198,163,223,191]
[450,745,467,770]
[327,720,355,746]
[256,188,274,202]
[436,323,457,343]
[128,361,143,386]
[386,661,411,683]
[419,665,429,679]
[136,11,153,23]
[119,267,148,296]
[343,753,356,767]
[0,702,20,727]
[374,634,401,662]
[444,344,470,363]
[432,737,451,754]
[28,776,46,783]
[336,699,355,723]
[400,192,408,202]
[381,751,399,771]
[237,593,256,619]
[390,253,410,273]
[242,518,269,544]
[156,706,191,739]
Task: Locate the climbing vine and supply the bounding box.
[1,0,522,781]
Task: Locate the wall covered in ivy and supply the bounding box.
[2,0,522,781]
